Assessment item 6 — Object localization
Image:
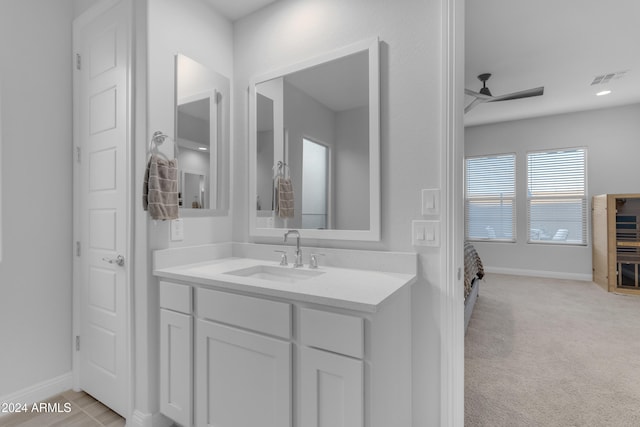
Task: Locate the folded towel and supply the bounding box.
[276,176,294,218]
[143,154,179,220]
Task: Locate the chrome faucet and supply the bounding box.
[284,230,303,267]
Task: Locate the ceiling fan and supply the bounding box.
[465,73,544,113]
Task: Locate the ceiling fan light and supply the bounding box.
[596,90,611,96]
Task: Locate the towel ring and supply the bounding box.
[152,131,169,145]
[148,130,179,160]
[273,161,290,178]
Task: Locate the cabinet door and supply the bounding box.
[196,320,292,427]
[300,346,364,427]
[160,309,193,427]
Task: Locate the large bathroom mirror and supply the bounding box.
[175,54,230,215]
[249,38,380,241]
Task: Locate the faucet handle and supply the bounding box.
[274,250,288,266]
[309,253,326,269]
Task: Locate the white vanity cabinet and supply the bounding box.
[195,288,292,427]
[158,276,412,427]
[159,281,193,427]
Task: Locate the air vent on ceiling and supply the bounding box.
[591,70,629,85]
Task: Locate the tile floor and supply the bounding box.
[0,390,124,427]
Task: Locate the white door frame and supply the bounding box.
[440,0,465,425]
[72,0,134,419]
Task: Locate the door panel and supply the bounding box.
[75,0,130,417]
[89,87,117,133]
[196,320,292,427]
[89,149,117,190]
[160,309,193,426]
[300,346,363,427]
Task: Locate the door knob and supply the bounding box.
[102,255,125,267]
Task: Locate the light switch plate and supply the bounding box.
[421,188,440,216]
[170,218,184,241]
[412,220,440,247]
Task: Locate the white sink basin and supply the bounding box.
[224,265,325,283]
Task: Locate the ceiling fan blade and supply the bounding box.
[464,97,487,114]
[488,86,544,102]
[465,88,493,100]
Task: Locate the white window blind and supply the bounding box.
[465,154,516,241]
[527,148,587,245]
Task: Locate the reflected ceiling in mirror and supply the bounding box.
[249,38,380,241]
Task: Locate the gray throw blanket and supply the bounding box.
[143,154,179,220]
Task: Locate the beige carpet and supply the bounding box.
[465,274,640,427]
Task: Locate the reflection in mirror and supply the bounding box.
[302,138,329,229]
[175,54,230,214]
[256,93,275,213]
[182,171,207,209]
[250,38,380,240]
[177,93,211,209]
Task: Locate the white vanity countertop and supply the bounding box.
[154,256,416,313]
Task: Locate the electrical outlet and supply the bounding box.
[421,188,440,216]
[412,220,440,247]
[170,218,184,241]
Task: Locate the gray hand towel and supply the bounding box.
[276,176,294,219]
[143,154,179,220]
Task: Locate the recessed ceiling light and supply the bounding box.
[198,147,208,151]
[596,90,611,96]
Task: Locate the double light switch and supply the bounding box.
[412,220,440,247]
[413,188,440,247]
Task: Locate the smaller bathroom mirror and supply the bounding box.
[175,54,230,215]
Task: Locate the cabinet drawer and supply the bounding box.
[299,308,364,358]
[160,281,192,314]
[197,288,291,339]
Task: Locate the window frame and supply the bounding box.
[464,152,517,243]
[526,147,588,246]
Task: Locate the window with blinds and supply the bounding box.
[465,154,516,242]
[527,148,587,245]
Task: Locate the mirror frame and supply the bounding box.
[248,37,380,241]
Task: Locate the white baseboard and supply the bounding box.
[485,266,592,282]
[0,372,73,416]
[128,409,173,427]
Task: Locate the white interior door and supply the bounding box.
[73,0,130,417]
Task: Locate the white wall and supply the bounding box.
[465,103,640,279]
[0,0,74,396]
[232,0,444,424]
[73,0,100,17]
[256,130,274,211]
[134,0,234,420]
[147,0,233,248]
